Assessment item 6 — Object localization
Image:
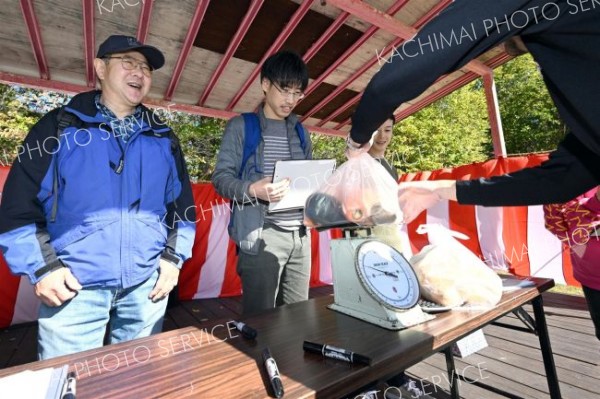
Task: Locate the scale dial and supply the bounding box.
[354,240,420,310]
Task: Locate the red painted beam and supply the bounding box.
[302,10,350,63]
[82,0,95,87]
[0,71,88,94]
[19,0,49,80]
[334,51,514,130]
[487,52,513,69]
[329,72,449,128]
[226,0,315,111]
[136,0,154,43]
[327,0,490,76]
[164,0,210,101]
[318,91,361,128]
[302,0,409,99]
[304,38,401,121]
[322,73,446,128]
[198,0,264,106]
[333,118,350,130]
[330,71,474,129]
[306,0,450,122]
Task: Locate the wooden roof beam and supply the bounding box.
[303,33,406,122]
[0,71,88,94]
[198,0,264,106]
[306,0,452,122]
[164,0,210,101]
[321,91,361,128]
[333,51,514,131]
[226,0,315,111]
[19,0,49,80]
[302,10,350,63]
[326,0,492,76]
[302,0,409,99]
[82,0,95,87]
[136,0,154,43]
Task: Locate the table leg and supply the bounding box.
[532,295,562,399]
[443,347,460,399]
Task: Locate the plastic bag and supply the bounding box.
[304,152,401,229]
[409,224,502,307]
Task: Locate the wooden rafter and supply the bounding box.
[19,0,49,80]
[82,0,95,87]
[226,0,315,111]
[164,0,210,101]
[198,0,264,106]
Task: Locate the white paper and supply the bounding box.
[268,159,336,212]
[0,365,68,399]
[0,368,54,399]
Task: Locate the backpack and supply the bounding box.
[238,112,307,178]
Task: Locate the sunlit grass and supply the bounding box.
[549,284,583,296]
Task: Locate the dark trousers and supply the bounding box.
[582,285,600,341]
[237,225,311,315]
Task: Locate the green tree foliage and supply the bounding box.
[310,132,346,167]
[0,84,48,163]
[494,54,566,154]
[161,111,225,182]
[389,81,491,173]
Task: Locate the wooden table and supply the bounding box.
[0,277,560,399]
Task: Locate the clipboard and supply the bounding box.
[268,159,336,213]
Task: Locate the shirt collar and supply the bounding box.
[94,94,144,143]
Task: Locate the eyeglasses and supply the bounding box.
[271,82,305,101]
[103,56,153,77]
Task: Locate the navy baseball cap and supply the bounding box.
[97,35,165,70]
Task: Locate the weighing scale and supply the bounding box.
[328,228,434,330]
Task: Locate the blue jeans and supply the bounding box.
[38,270,167,360]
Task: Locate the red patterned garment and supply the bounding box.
[544,188,600,290]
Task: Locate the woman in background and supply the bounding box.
[544,187,600,342]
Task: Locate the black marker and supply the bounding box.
[61,371,77,399]
[303,341,371,365]
[262,348,284,398]
[232,320,257,339]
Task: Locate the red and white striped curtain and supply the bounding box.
[0,155,576,328]
[400,154,576,288]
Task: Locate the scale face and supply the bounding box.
[328,236,433,330]
[355,240,420,310]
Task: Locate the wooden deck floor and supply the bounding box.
[1,287,598,398]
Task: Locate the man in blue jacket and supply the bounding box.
[0,35,196,359]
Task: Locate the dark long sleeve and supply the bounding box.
[161,133,196,267]
[456,134,599,206]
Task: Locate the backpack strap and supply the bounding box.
[50,107,78,222]
[294,122,308,156]
[240,113,262,179]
